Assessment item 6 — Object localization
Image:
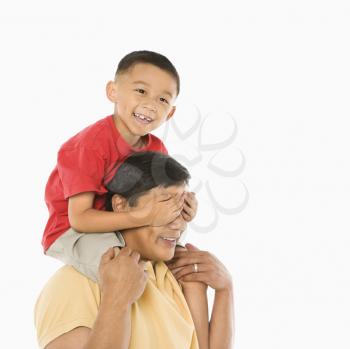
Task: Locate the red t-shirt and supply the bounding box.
[42,115,168,252]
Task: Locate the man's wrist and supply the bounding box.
[100,290,133,311]
[182,281,208,292]
[215,282,234,296]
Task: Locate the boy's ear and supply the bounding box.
[106,81,118,102]
[166,106,176,121]
[111,194,127,212]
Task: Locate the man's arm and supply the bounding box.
[181,283,209,349]
[181,283,234,349]
[169,246,234,349]
[45,298,132,349]
[169,245,209,349]
[41,247,147,349]
[209,286,234,349]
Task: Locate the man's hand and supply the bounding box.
[98,247,148,306]
[168,243,232,292]
[167,244,208,291]
[182,192,198,222]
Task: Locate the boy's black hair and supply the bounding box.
[115,50,180,96]
[105,151,190,210]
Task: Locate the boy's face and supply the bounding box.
[112,184,186,262]
[107,63,178,137]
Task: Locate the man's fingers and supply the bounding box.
[119,246,132,256]
[139,260,147,269]
[130,250,141,262]
[173,264,209,279]
[101,247,115,263]
[179,272,207,283]
[169,257,202,268]
[185,243,200,251]
[173,250,205,260]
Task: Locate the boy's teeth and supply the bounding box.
[134,113,152,122]
[161,237,176,241]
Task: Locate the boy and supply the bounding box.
[42,50,198,282]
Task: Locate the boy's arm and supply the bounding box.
[68,192,183,233]
[68,192,149,233]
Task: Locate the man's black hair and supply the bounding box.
[115,50,180,96]
[105,151,190,210]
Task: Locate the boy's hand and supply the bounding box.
[182,192,198,222]
[167,214,187,232]
[141,192,185,227]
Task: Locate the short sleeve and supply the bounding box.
[57,146,107,199]
[147,135,168,155]
[160,141,168,155]
[34,266,100,349]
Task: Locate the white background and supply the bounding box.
[1,1,349,348]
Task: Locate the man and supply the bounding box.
[34,152,234,349]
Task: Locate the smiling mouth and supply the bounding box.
[158,236,179,248]
[133,112,153,124]
[160,237,178,243]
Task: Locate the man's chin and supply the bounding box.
[149,250,175,262]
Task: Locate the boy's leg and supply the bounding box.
[45,228,125,282]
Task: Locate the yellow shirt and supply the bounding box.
[34,261,199,349]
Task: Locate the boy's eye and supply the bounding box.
[135,88,145,94]
[160,97,169,104]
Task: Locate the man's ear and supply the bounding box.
[166,106,176,121]
[106,81,118,103]
[111,194,127,212]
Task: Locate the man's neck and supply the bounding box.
[141,258,156,266]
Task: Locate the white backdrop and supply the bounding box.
[1,1,349,348]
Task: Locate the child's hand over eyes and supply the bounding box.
[182,192,198,222]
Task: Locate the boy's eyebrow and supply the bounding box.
[132,80,174,98]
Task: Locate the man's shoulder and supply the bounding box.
[41,265,100,298]
[34,266,100,348]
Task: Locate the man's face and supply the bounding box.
[108,63,178,137]
[115,184,186,262]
